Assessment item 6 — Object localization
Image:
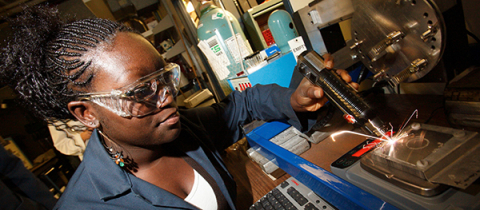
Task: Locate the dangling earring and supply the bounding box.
[98,130,125,167]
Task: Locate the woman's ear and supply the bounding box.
[68,101,99,129]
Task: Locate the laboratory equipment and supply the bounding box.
[296,0,446,87]
[331,122,480,209]
[197,2,253,96]
[242,0,285,51]
[248,0,480,209]
[268,10,299,54]
[247,120,480,209]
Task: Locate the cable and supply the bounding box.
[307,103,336,136]
[424,106,444,124]
[466,30,480,44]
[215,0,247,74]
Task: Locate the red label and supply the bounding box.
[343,114,356,124]
[352,139,382,157]
[385,131,394,137]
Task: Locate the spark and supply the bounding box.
[389,122,394,136]
[388,140,396,156]
[397,109,418,138]
[395,131,410,140]
[331,130,391,142]
[369,119,393,141]
[386,109,420,156]
[331,109,422,157]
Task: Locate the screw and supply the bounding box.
[416,159,429,168]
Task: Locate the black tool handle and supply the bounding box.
[297,51,384,136]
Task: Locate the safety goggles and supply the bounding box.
[76,63,180,118]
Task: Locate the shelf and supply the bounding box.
[142,15,175,38]
[164,39,186,60]
[152,15,174,35]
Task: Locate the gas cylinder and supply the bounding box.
[197,2,253,95]
[268,10,298,54]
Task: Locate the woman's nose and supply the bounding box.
[156,87,171,109]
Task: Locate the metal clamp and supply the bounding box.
[368,31,405,62]
[389,58,428,86]
[421,22,439,42]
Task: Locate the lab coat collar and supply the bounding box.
[83,130,198,209]
[82,130,132,201]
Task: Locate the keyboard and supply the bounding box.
[250,177,336,210]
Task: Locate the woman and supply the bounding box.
[1,5,357,210]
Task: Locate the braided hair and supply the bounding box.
[0,5,133,122]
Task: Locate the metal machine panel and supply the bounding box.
[296,0,354,55]
[246,121,398,210]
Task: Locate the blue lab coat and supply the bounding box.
[54,84,308,209]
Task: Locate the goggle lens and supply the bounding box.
[77,63,180,118]
[127,85,171,117]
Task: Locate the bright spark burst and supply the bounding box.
[331,130,390,142]
[331,109,420,157]
[369,119,393,141]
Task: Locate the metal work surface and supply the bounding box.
[361,123,480,193]
[333,161,480,210]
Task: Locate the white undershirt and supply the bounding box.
[184,169,218,210]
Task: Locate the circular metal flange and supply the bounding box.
[350,0,445,83]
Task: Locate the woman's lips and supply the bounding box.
[163,112,179,125]
[155,111,179,127]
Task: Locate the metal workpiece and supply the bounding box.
[247,148,281,174]
[350,0,445,84]
[246,124,311,175]
[297,51,386,137]
[361,123,480,196]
